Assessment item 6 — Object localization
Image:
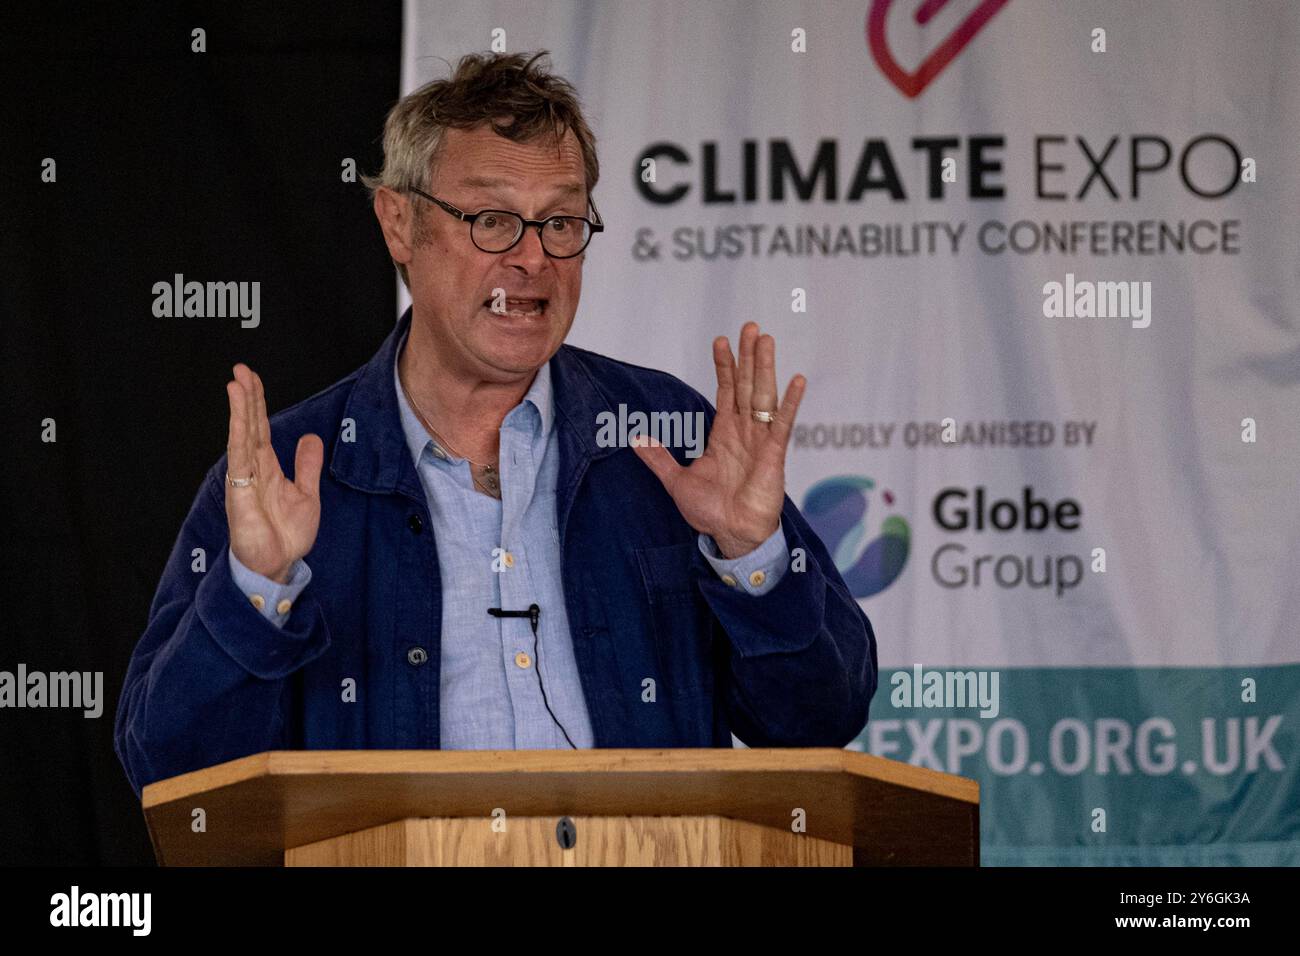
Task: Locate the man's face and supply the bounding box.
[397,123,589,381]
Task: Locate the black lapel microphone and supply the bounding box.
[488,603,540,634]
[487,603,577,749]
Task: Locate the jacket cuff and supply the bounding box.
[697,516,828,658]
[195,545,330,680]
[697,521,788,595]
[228,547,313,627]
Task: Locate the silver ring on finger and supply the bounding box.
[226,471,256,488]
[751,409,777,424]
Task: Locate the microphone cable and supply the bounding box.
[487,603,577,749]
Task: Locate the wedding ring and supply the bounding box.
[227,471,255,488]
[751,409,777,424]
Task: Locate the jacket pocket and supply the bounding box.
[634,542,714,697]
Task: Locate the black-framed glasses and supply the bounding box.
[408,187,604,259]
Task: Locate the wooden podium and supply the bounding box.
[142,748,978,866]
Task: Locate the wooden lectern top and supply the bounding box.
[142,748,979,866]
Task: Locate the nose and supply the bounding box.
[501,223,548,273]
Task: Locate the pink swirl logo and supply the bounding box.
[867,0,1010,99]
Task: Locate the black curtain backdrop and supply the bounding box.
[0,3,402,864]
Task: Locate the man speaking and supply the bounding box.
[114,52,878,797]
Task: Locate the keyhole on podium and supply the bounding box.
[556,816,577,850]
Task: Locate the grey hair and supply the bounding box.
[362,51,600,289]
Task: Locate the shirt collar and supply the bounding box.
[392,327,554,467]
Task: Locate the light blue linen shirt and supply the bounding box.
[228,332,790,748]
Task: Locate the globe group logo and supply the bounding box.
[802,476,910,598]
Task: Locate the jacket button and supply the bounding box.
[407,647,428,666]
[408,513,423,533]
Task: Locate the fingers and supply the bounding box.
[764,373,806,460]
[751,332,777,414]
[226,377,252,480]
[735,321,758,414]
[294,434,325,499]
[251,369,271,449]
[228,363,277,486]
[713,336,737,414]
[630,434,684,494]
[757,373,806,473]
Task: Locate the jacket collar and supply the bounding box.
[330,306,620,501]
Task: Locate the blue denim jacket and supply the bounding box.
[114,307,879,797]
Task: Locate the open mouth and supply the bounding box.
[484,296,549,317]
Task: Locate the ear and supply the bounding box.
[373,187,416,269]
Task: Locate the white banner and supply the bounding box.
[404,0,1300,864]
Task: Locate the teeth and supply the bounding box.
[491,298,544,316]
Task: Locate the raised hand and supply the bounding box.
[224,364,324,584]
[631,322,806,559]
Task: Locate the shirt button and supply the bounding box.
[432,444,449,461]
[503,551,515,569]
[249,593,266,610]
[407,513,423,534]
[749,570,767,588]
[276,598,292,615]
[720,574,737,588]
[514,651,531,669]
[407,647,428,666]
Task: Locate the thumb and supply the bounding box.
[293,433,325,498]
[631,434,683,492]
